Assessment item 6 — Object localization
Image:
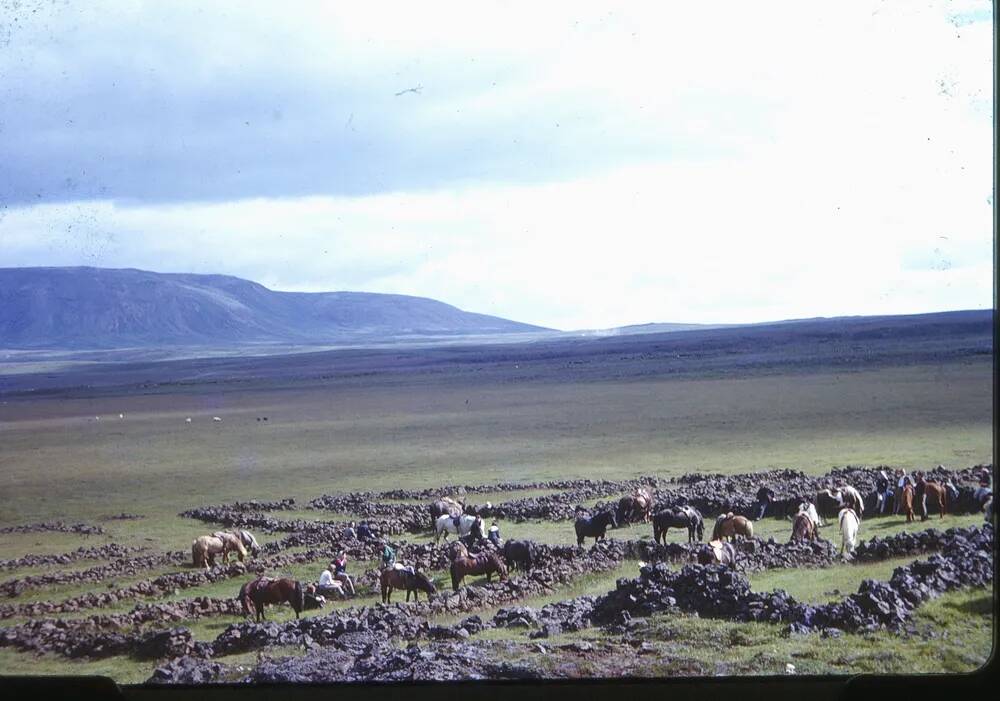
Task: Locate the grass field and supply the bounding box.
[0,347,992,681]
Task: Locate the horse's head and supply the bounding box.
[412,570,437,596]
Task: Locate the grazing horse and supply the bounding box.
[617,488,654,525]
[192,535,243,569]
[652,507,704,544]
[711,513,754,542]
[696,539,737,568]
[434,514,484,543]
[790,512,817,542]
[838,508,860,558]
[900,484,916,523]
[240,577,305,622]
[574,510,618,546]
[918,480,949,521]
[501,539,536,572]
[211,531,249,564]
[450,552,508,591]
[237,529,262,556]
[380,567,437,603]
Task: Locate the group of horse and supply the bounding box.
[222,475,984,621]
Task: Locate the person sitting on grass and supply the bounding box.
[487,521,502,548]
[356,522,373,540]
[316,565,346,599]
[343,522,357,540]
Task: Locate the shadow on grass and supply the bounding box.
[942,593,993,617]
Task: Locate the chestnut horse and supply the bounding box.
[450,552,508,591]
[380,567,437,603]
[900,484,915,523]
[711,513,754,541]
[919,481,949,521]
[790,512,817,542]
[239,577,305,622]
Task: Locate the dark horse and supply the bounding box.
[652,506,704,544]
[574,509,617,546]
[501,539,536,572]
[380,567,437,603]
[450,552,508,591]
[239,577,304,622]
[790,512,817,542]
[696,540,737,569]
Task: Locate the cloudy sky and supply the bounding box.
[0,1,993,330]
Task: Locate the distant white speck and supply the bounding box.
[212,416,222,422]
[786,663,796,674]
[185,417,192,423]
[118,413,124,419]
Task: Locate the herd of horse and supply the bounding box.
[199,477,981,621]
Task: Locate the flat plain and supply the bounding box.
[0,312,993,681]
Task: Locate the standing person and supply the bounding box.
[914,471,928,520]
[875,471,891,515]
[381,542,395,570]
[894,470,910,515]
[753,486,774,521]
[332,552,355,596]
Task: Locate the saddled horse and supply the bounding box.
[429,496,464,521]
[900,484,916,523]
[501,539,536,572]
[696,539,737,568]
[790,512,817,542]
[787,501,822,530]
[918,480,950,521]
[239,577,305,622]
[574,509,617,546]
[434,514,484,543]
[450,552,508,591]
[838,507,860,558]
[192,534,244,569]
[711,513,754,542]
[616,488,654,525]
[380,567,437,603]
[211,531,249,564]
[652,506,704,544]
[446,540,470,561]
[817,486,864,522]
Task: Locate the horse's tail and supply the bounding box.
[192,540,200,567]
[239,583,252,617]
[745,519,754,540]
[293,580,305,617]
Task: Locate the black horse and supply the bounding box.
[501,539,536,572]
[652,506,704,544]
[574,510,617,546]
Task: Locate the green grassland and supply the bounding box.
[0,356,992,680]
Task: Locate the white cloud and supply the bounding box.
[0,1,992,329]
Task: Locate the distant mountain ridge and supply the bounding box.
[0,267,549,349]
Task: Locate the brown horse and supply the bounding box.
[919,481,949,521]
[380,567,437,603]
[450,552,508,591]
[696,539,737,568]
[900,484,915,523]
[239,577,305,622]
[711,513,754,541]
[617,488,654,525]
[790,512,817,542]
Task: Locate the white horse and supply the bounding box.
[434,514,484,543]
[238,529,261,556]
[838,507,860,558]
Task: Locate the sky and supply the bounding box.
[0,1,993,331]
